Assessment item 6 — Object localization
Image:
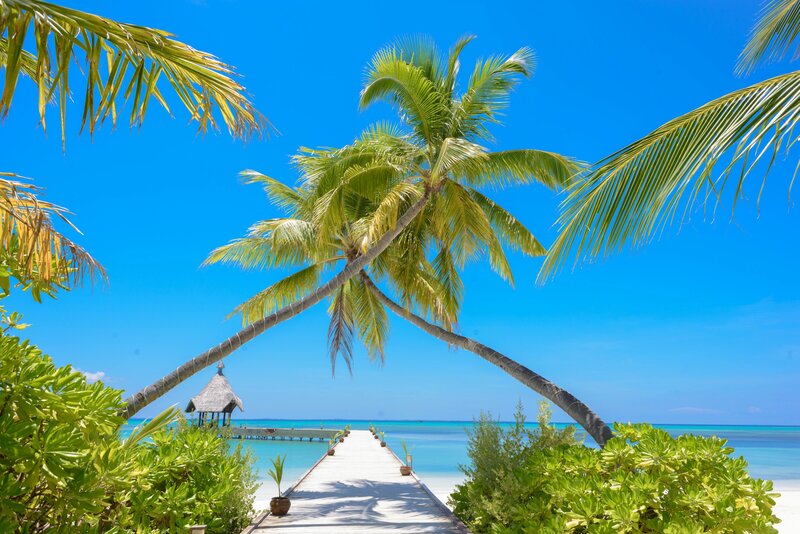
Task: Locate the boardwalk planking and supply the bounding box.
[246,430,468,533]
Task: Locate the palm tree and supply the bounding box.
[202,155,612,445]
[0,0,266,298]
[540,0,800,280]
[122,36,580,418]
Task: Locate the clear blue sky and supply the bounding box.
[2,0,798,424]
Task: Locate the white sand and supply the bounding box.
[774,481,800,533]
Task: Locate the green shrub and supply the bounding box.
[0,335,256,533]
[451,407,780,533]
[458,401,577,502]
[122,421,257,532]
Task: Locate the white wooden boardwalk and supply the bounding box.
[246,430,468,533]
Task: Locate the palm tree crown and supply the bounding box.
[206,36,580,373]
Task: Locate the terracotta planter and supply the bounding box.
[270,497,291,516]
[327,448,335,456]
[400,465,412,476]
[380,441,386,447]
[374,435,379,440]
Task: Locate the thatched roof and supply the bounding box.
[185,361,244,413]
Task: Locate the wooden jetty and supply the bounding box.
[244,430,469,533]
[229,427,341,442]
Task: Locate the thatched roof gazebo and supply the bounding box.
[185,361,244,427]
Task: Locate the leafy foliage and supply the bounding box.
[0,0,266,143]
[267,454,287,497]
[738,0,800,74]
[401,438,414,466]
[124,420,257,533]
[0,335,127,533]
[205,37,580,374]
[451,406,779,533]
[541,1,800,282]
[0,335,256,533]
[451,400,577,528]
[0,175,104,294]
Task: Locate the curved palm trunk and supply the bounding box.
[360,273,614,447]
[122,189,432,418]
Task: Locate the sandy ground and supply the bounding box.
[256,475,799,532]
[773,481,799,533]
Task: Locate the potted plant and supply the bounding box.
[268,454,290,516]
[379,431,387,447]
[337,430,345,443]
[344,424,351,437]
[399,439,413,476]
[327,438,336,456]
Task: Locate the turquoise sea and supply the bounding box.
[124,419,800,501]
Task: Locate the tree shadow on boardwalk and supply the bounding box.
[262,479,464,532]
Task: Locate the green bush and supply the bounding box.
[450,406,780,533]
[122,421,257,532]
[0,335,256,533]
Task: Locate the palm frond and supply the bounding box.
[431,246,463,316]
[430,181,495,266]
[0,35,37,78]
[443,35,477,98]
[0,173,105,290]
[0,0,266,144]
[390,34,445,86]
[453,47,535,139]
[468,188,546,259]
[295,133,422,196]
[360,47,448,145]
[402,264,459,330]
[430,137,488,182]
[202,218,317,270]
[233,261,340,325]
[539,69,800,282]
[327,282,354,376]
[241,171,306,214]
[738,0,800,74]
[455,149,583,190]
[350,276,389,363]
[367,181,424,244]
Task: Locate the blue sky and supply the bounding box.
[2,0,799,424]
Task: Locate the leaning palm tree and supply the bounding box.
[123,36,579,418]
[540,0,800,280]
[0,0,266,296]
[203,154,612,445]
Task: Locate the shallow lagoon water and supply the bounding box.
[123,419,800,487]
